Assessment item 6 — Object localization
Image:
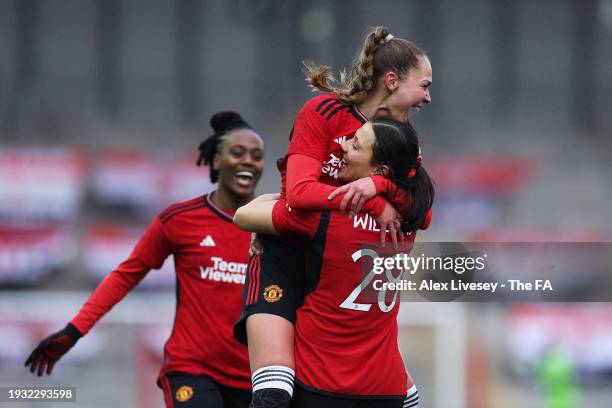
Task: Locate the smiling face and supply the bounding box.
[384,55,432,122]
[338,122,379,183]
[213,129,264,197]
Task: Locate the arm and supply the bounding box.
[285,98,387,216]
[234,193,320,239]
[70,256,150,335]
[286,153,387,217]
[25,217,171,376]
[234,194,279,235]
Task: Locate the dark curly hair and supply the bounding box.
[196,111,252,183]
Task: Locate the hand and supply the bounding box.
[249,233,263,257]
[376,202,404,249]
[25,323,82,376]
[328,177,377,217]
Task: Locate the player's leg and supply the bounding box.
[160,372,224,408]
[234,234,306,408]
[247,314,295,408]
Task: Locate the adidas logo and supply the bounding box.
[200,235,216,247]
[334,136,347,145]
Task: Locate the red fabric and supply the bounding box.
[370,175,394,195]
[70,194,251,390]
[272,197,318,238]
[274,207,418,396]
[422,208,433,230]
[279,95,406,218]
[159,374,174,408]
[284,154,386,217]
[282,95,363,203]
[70,257,148,335]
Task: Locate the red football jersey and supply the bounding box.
[71,193,251,389]
[281,94,367,193]
[273,205,417,396]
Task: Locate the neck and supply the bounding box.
[211,188,252,212]
[356,87,390,119]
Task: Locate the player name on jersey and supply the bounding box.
[353,213,381,232]
[199,256,247,284]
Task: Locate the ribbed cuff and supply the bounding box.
[65,323,84,341]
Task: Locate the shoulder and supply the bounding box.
[299,94,343,117]
[306,95,366,127]
[298,94,364,129]
[158,195,207,224]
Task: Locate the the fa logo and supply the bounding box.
[200,235,216,247]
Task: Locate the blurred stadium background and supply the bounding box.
[1,0,611,407]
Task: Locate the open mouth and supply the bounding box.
[235,171,254,187]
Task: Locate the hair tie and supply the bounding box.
[407,160,421,180]
[380,34,394,45]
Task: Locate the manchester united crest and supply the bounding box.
[176,385,193,402]
[263,285,283,302]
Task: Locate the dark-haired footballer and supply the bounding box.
[25,112,264,408]
[235,119,433,408]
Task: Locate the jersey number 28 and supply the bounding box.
[339,248,402,313]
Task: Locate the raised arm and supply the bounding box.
[25,217,171,376]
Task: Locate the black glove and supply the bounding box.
[25,323,83,376]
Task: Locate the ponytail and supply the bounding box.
[370,119,435,232]
[304,26,425,105]
[398,165,435,232]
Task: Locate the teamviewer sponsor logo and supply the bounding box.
[199,256,247,284]
[321,153,341,179]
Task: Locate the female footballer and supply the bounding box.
[235,119,433,407]
[234,26,432,408]
[25,112,264,408]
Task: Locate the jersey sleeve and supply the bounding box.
[286,98,331,162]
[272,199,320,239]
[69,217,173,335]
[370,175,397,196]
[285,154,385,218]
[130,216,173,269]
[70,256,150,335]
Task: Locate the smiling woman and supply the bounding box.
[197,112,264,209]
[25,111,264,408]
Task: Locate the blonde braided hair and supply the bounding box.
[303,26,425,105]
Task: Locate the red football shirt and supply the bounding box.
[71,193,251,389]
[286,94,367,188]
[274,94,397,220]
[273,205,418,396]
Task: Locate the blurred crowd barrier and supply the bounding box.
[0,145,211,287]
